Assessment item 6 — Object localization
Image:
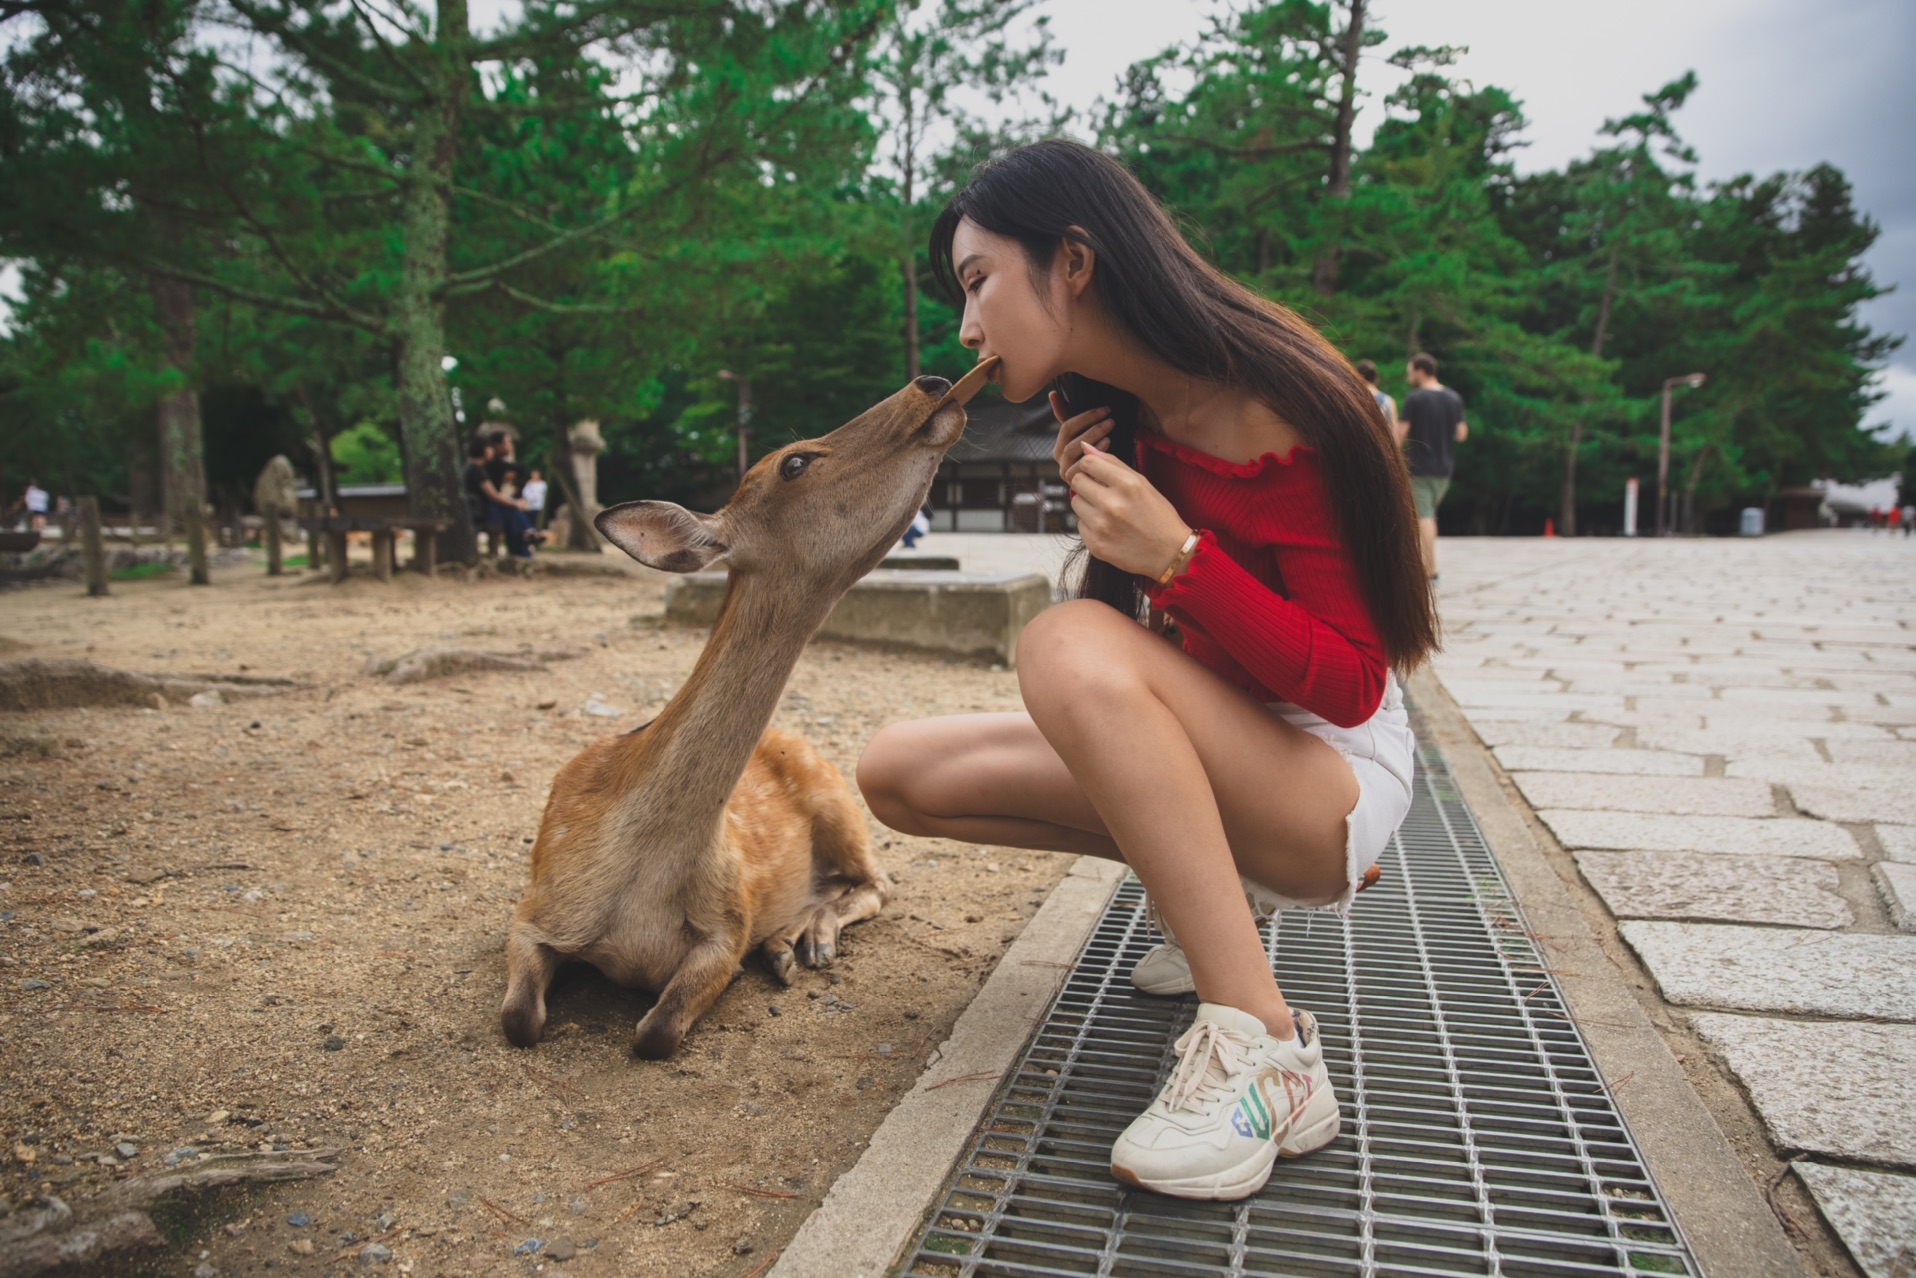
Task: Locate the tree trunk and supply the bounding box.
[1681,445,1711,535]
[150,271,210,585]
[901,255,920,381]
[394,0,475,564]
[1310,0,1365,297]
[1560,247,1621,538]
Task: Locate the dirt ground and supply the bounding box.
[0,553,1073,1276]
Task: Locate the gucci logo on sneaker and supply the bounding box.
[1230,1069,1314,1140]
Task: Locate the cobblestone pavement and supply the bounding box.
[1432,529,1916,1278]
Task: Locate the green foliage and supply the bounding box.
[329,421,405,485]
[0,0,1898,536]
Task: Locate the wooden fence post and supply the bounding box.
[264,504,283,576]
[79,497,108,597]
[184,502,209,585]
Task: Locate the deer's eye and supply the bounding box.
[779,453,814,482]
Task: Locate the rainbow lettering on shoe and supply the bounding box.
[1229,1069,1314,1141]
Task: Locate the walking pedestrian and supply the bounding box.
[1354,360,1400,443]
[23,479,50,532]
[1401,353,1467,580]
[857,140,1436,1204]
[522,469,548,530]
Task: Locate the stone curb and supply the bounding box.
[1409,667,1809,1278]
[768,855,1127,1278]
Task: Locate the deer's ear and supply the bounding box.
[596,501,727,573]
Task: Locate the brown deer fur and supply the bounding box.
[502,373,980,1059]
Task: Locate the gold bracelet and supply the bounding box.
[1155,530,1201,586]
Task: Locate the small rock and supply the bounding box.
[445,1189,471,1210]
[50,1154,73,1166]
[965,914,983,923]
[903,1010,920,1020]
[286,1212,311,1228]
[188,690,223,708]
[123,867,166,885]
[115,1142,138,1159]
[767,1005,780,1017]
[876,1043,892,1056]
[162,1147,198,1166]
[514,1238,544,1255]
[582,693,623,718]
[222,1222,246,1238]
[48,917,85,934]
[733,1241,755,1256]
[321,1036,346,1052]
[827,973,841,985]
[194,1263,220,1278]
[206,1110,230,1124]
[546,1236,577,1261]
[567,1196,587,1216]
[288,1239,314,1256]
[536,699,557,711]
[149,693,169,712]
[20,852,44,866]
[359,1242,392,1265]
[19,979,49,991]
[375,1212,395,1230]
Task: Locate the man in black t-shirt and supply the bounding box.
[1401,352,1467,580]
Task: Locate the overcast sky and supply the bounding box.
[1032,0,1915,443]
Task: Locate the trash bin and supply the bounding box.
[1740,507,1765,537]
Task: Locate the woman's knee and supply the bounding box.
[856,722,932,834]
[1017,599,1150,718]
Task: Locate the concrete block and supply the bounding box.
[1576,850,1852,929]
[1539,810,1862,859]
[1790,784,1916,826]
[1470,721,1622,749]
[1723,759,1913,791]
[1692,1014,1916,1169]
[1794,1162,1916,1278]
[665,570,1051,667]
[1874,862,1916,933]
[1621,922,1916,1021]
[1632,725,1838,760]
[1494,747,1703,776]
[1512,773,1774,817]
[1879,826,1916,864]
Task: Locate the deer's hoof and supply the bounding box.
[765,942,798,986]
[631,1016,683,1061]
[799,936,836,968]
[501,998,546,1048]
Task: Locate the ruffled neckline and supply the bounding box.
[1136,428,1315,478]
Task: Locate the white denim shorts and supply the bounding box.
[1241,672,1416,917]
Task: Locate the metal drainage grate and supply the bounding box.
[899,710,1698,1277]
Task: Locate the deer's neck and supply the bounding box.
[614,574,831,829]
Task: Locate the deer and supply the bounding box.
[501,362,997,1060]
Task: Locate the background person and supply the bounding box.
[1401,353,1467,579]
[522,468,548,531]
[856,140,1435,1204]
[1354,360,1400,444]
[23,479,50,532]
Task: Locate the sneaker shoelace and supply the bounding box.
[1164,1020,1257,1114]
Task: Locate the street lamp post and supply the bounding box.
[717,370,752,479]
[1657,373,1706,537]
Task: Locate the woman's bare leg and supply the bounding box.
[858,600,1359,1038]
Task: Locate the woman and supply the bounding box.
[857,140,1437,1202]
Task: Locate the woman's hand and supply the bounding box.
[1064,445,1192,580]
[1050,391,1113,476]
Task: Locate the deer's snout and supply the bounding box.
[913,375,952,397]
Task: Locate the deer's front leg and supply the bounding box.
[632,940,744,1060]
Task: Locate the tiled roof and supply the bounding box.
[946,396,1056,464]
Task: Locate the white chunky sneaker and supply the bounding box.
[1130,892,1278,998]
[1110,1003,1340,1200]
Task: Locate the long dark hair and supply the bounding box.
[929,139,1437,671]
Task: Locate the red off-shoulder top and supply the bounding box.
[1136,431,1386,728]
